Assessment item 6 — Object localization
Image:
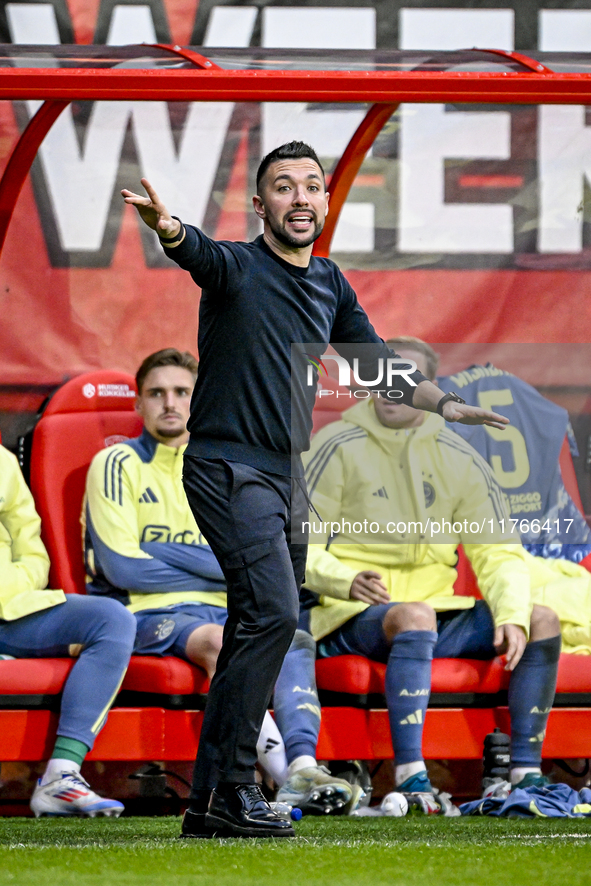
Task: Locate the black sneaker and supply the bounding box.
[206,784,295,838]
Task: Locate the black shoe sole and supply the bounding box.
[205,812,295,839]
[179,809,229,839]
[180,819,238,839]
[179,822,236,839]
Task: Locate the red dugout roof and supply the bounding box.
[3,67,591,104]
[1,44,591,410]
[0,46,590,103]
[3,45,591,259]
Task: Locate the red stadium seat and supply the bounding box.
[453,547,482,598]
[556,653,591,696]
[314,655,374,697]
[315,655,510,706]
[0,658,74,701]
[119,656,210,708]
[2,372,589,769]
[0,655,209,711]
[23,369,210,711]
[316,652,591,707]
[29,370,142,595]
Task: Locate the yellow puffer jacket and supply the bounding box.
[302,399,530,641]
[0,445,65,620]
[528,553,591,654]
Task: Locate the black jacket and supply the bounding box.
[164,227,426,476]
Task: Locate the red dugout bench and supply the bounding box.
[1,371,591,767]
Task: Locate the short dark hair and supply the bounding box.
[256,141,325,193]
[386,336,440,381]
[136,348,198,394]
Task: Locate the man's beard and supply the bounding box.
[156,425,186,439]
[268,213,324,249]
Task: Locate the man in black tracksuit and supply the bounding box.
[122,141,507,838]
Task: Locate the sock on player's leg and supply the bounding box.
[273,630,320,765]
[41,759,81,786]
[508,635,561,770]
[41,736,89,785]
[386,630,437,765]
[257,711,288,786]
[510,766,541,785]
[395,760,427,787]
[287,755,317,778]
[51,735,88,766]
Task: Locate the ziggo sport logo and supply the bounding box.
[305,354,418,400]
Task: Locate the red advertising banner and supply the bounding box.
[1,0,591,444]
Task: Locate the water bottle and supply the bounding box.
[482,727,511,794]
[483,727,511,780]
[269,801,303,821]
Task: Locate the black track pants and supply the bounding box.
[182,455,308,790]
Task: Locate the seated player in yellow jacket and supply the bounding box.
[0,444,136,817]
[84,348,292,787]
[527,554,591,655]
[273,338,562,810]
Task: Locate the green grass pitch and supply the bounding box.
[2,816,591,886]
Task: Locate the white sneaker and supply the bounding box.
[30,772,124,818]
[276,765,362,816]
[482,777,511,800]
[397,773,459,816]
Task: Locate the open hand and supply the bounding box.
[442,401,510,430]
[350,571,390,605]
[121,178,180,239]
[494,623,527,671]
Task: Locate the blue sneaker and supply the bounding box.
[397,771,434,794]
[511,772,552,791]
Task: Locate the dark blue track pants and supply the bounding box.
[0,595,136,748]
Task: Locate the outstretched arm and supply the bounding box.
[124,179,230,289]
[412,379,509,430]
[121,177,182,243]
[330,284,509,430]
